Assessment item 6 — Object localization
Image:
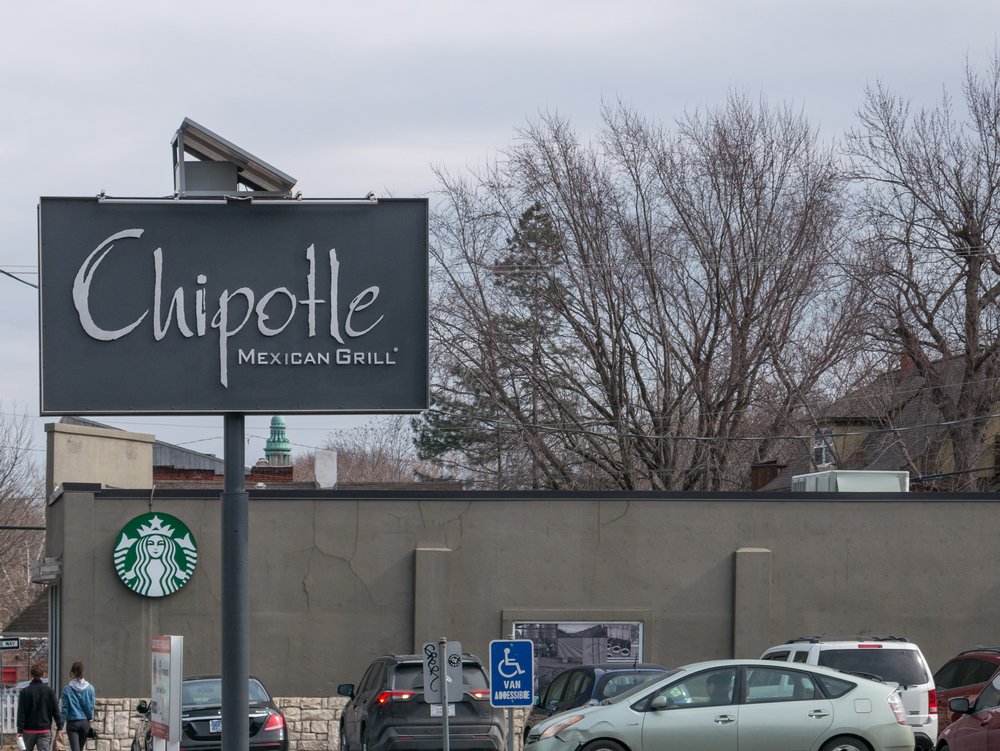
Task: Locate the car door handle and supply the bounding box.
[808,710,830,718]
[714,715,736,724]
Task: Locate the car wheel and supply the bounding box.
[581,741,627,751]
[338,724,347,751]
[820,737,873,751]
[523,727,531,744]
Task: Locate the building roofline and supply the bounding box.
[49,482,1000,503]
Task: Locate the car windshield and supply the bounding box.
[393,663,489,691]
[594,672,664,701]
[606,668,685,705]
[817,649,928,685]
[182,679,270,706]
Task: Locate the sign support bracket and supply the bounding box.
[222,413,249,751]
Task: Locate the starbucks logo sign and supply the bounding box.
[114,514,198,597]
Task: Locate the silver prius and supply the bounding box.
[524,659,914,751]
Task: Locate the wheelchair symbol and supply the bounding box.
[497,647,526,679]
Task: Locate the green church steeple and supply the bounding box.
[264,415,292,466]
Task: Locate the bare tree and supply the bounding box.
[291,451,316,483]
[846,53,1000,488]
[0,407,44,627]
[417,95,862,490]
[293,417,437,485]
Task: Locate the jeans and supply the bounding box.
[66,719,91,751]
[23,732,52,751]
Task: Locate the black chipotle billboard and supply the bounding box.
[39,197,428,414]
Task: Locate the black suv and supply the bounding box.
[522,663,668,742]
[338,654,504,751]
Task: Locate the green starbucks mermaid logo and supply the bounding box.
[114,513,197,597]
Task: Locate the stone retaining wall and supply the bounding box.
[91,699,147,751]
[273,698,348,751]
[93,698,525,751]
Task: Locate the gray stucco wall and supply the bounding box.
[46,487,1000,698]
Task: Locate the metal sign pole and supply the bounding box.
[507,708,513,751]
[222,414,249,751]
[439,637,450,751]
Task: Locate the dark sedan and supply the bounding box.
[131,676,287,751]
[522,663,668,742]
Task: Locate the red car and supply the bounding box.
[937,673,1000,750]
[934,648,1000,732]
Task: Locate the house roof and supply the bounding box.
[3,591,48,637]
[61,416,225,475]
[762,358,972,490]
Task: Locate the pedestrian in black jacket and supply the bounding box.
[16,664,63,751]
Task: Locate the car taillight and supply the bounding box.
[888,692,907,725]
[929,688,937,715]
[470,690,490,700]
[376,691,415,705]
[263,713,285,731]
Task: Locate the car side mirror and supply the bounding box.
[650,696,668,710]
[337,684,355,699]
[532,696,541,706]
[949,697,970,715]
[136,700,149,715]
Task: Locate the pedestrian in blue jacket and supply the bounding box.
[60,663,95,751]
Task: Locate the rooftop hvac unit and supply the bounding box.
[791,470,909,492]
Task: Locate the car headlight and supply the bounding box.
[538,716,585,741]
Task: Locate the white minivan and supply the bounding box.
[761,636,936,751]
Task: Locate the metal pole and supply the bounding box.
[507,708,513,751]
[439,637,450,751]
[222,414,249,751]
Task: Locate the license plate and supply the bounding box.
[210,720,222,733]
[430,704,456,717]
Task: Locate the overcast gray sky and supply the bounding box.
[2,0,998,465]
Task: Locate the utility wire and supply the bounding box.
[415,407,1000,443]
[0,269,37,289]
[5,404,1000,446]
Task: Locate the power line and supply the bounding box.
[415,407,1000,444]
[0,269,37,289]
[0,411,394,433]
[5,404,999,448]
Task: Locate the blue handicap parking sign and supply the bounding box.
[490,640,534,707]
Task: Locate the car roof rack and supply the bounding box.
[784,635,909,644]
